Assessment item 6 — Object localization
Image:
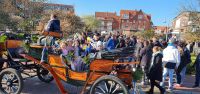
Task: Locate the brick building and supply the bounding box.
[153,26,168,34]
[95,10,152,34]
[95,12,120,32]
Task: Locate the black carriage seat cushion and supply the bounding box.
[7,48,25,61]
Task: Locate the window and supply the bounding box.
[138,15,143,19]
[101,22,104,25]
[133,20,136,23]
[123,14,129,19]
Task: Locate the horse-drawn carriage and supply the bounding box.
[0,32,139,94]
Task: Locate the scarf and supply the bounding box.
[150,51,162,69]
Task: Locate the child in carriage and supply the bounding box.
[59,40,88,72]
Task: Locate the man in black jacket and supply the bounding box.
[45,14,60,32]
[41,14,61,63]
[139,41,152,85]
[44,14,61,46]
[193,52,200,88]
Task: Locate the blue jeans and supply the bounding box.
[176,67,186,84]
[160,68,175,89]
[40,47,48,63]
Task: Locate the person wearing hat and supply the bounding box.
[160,38,181,91]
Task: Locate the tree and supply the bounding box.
[179,0,200,42]
[0,0,48,32]
[0,0,19,31]
[82,15,101,32]
[39,10,85,37]
[16,0,48,33]
[133,30,155,40]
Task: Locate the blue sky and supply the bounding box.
[50,0,198,26]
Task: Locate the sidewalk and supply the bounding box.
[139,75,200,94]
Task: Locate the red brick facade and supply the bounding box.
[153,26,168,34]
[95,10,152,32]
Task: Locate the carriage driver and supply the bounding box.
[44,14,61,46]
[41,14,61,63]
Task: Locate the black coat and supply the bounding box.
[148,53,163,81]
[177,48,191,73]
[194,53,200,71]
[135,42,143,60]
[45,19,61,32]
[139,46,152,70]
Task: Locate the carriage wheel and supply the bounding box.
[90,75,129,94]
[37,66,54,83]
[0,68,23,94]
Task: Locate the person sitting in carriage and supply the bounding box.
[89,32,103,52]
[44,14,61,46]
[59,39,89,72]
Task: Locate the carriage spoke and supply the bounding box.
[10,86,15,93]
[2,85,8,90]
[7,86,11,93]
[104,81,110,92]
[10,74,15,80]
[95,86,106,93]
[12,85,18,91]
[12,79,18,83]
[95,92,103,94]
[4,74,10,80]
[110,81,117,93]
[1,81,6,84]
[12,82,19,85]
[112,84,120,93]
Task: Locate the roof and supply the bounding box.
[120,10,137,15]
[120,9,151,20]
[95,12,116,18]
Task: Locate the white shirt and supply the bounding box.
[162,45,181,67]
[90,40,102,50]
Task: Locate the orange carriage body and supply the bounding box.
[6,40,23,49]
[42,31,63,38]
[48,55,115,83]
[20,46,137,94]
[48,55,134,86]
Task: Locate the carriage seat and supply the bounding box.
[6,40,28,62]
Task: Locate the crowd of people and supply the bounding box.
[42,14,200,94]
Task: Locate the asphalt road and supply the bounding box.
[21,77,83,94]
